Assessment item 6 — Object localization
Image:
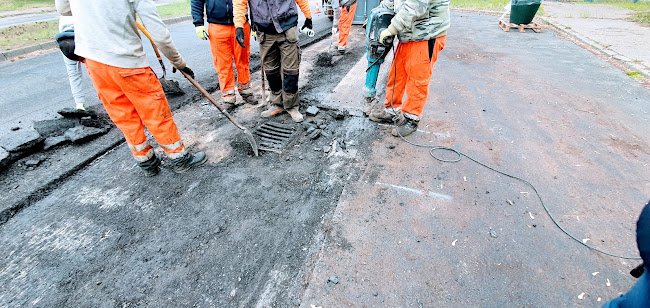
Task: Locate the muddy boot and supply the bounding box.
[286,106,304,123]
[261,105,284,118]
[391,114,419,137]
[369,105,399,123]
[338,46,346,55]
[362,97,378,116]
[136,154,161,177]
[239,88,258,105]
[222,94,237,110]
[171,151,207,174]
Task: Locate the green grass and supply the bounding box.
[450,0,510,11]
[0,1,192,51]
[606,1,650,11]
[630,11,650,25]
[0,0,53,12]
[627,71,644,79]
[157,0,191,18]
[0,19,57,50]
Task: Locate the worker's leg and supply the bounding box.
[63,55,86,109]
[603,267,650,308]
[278,27,301,110]
[233,23,255,104]
[208,23,236,104]
[338,2,357,50]
[401,36,446,119]
[259,32,285,117]
[84,59,153,162]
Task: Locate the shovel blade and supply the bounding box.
[243,128,259,156]
[160,78,185,95]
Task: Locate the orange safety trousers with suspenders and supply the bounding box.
[207,22,252,100]
[84,59,186,162]
[384,36,446,118]
[338,2,357,48]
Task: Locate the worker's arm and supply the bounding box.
[389,0,429,33]
[55,0,72,16]
[332,0,341,32]
[190,0,206,26]
[233,0,250,29]
[134,0,187,69]
[295,0,312,19]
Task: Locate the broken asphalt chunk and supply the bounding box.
[57,107,97,118]
[43,135,70,150]
[0,147,10,169]
[309,129,322,140]
[64,126,108,144]
[306,106,319,116]
[0,128,43,153]
[33,118,78,137]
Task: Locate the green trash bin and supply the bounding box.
[510,0,541,24]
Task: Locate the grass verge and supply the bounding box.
[0,20,57,50]
[0,1,191,52]
[0,0,52,13]
[630,11,650,26]
[627,71,644,79]
[451,0,510,11]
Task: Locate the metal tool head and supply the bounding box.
[366,7,395,60]
[243,128,259,156]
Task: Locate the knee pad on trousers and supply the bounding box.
[283,69,299,94]
[265,68,282,92]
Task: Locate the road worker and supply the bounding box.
[55,0,207,176]
[368,0,450,137]
[191,0,257,108]
[331,0,358,54]
[233,0,313,123]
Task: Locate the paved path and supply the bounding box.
[543,2,650,77]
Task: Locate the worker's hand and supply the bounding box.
[195,26,209,40]
[344,4,352,11]
[236,27,246,48]
[302,18,313,31]
[331,27,338,35]
[174,66,195,79]
[379,24,398,45]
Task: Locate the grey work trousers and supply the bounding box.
[259,26,301,109]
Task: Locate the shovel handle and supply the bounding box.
[179,70,246,131]
[136,21,167,76]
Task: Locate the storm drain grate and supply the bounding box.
[254,121,295,153]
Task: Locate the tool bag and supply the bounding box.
[54,29,80,61]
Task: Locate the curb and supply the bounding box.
[0,15,193,63]
[539,16,650,79]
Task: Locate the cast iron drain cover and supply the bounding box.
[254,121,295,153]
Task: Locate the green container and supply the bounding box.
[510,1,541,24]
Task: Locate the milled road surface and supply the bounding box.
[1,12,649,307]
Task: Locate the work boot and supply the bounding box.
[338,46,346,55]
[362,97,378,116]
[391,115,419,137]
[75,102,87,111]
[171,151,207,174]
[369,105,399,123]
[222,94,237,110]
[137,154,161,177]
[286,106,304,123]
[239,87,258,105]
[261,105,283,118]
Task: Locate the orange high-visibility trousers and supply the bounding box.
[208,22,251,98]
[338,2,357,48]
[84,59,186,162]
[384,36,446,118]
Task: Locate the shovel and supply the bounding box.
[136,21,185,95]
[138,23,258,156]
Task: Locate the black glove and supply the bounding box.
[302,18,313,31]
[345,4,352,11]
[174,66,195,79]
[236,27,246,48]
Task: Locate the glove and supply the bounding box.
[332,27,338,35]
[173,66,195,79]
[195,26,209,40]
[379,24,398,46]
[236,27,246,48]
[302,18,313,31]
[344,4,352,11]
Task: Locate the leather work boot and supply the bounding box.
[391,116,419,137]
[286,106,304,123]
[362,97,378,116]
[222,94,237,110]
[171,151,207,174]
[338,46,346,55]
[261,105,283,118]
[137,154,161,177]
[239,88,258,105]
[369,105,399,123]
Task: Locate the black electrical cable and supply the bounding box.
[383,42,640,260]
